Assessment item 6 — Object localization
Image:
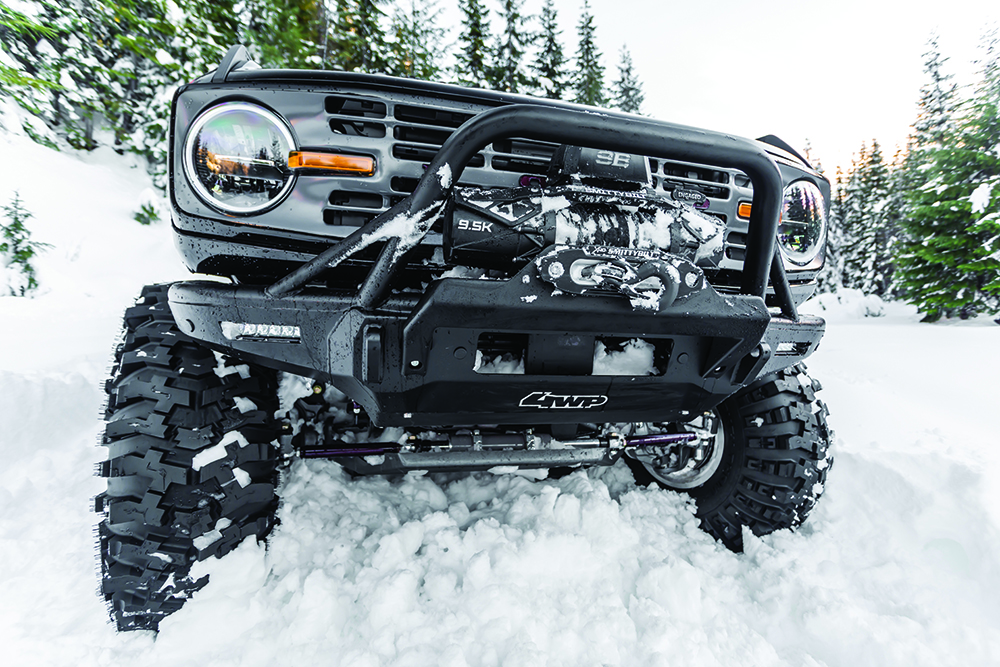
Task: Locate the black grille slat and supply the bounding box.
[390,176,420,194]
[491,156,548,175]
[392,145,437,162]
[324,210,378,226]
[393,125,452,145]
[326,97,387,118]
[491,138,557,160]
[330,120,386,138]
[394,104,473,128]
[392,144,485,168]
[330,191,384,209]
[661,161,729,184]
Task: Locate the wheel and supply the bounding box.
[96,284,282,631]
[625,363,832,551]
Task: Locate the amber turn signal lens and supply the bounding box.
[737,202,753,220]
[288,151,376,176]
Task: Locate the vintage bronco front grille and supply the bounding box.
[321,94,746,243]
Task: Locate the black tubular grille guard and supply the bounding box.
[266,104,788,314]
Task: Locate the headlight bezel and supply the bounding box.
[777,179,827,268]
[182,101,297,216]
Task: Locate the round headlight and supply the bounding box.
[183,102,296,214]
[778,180,827,266]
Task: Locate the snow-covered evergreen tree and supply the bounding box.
[329,0,389,73]
[572,0,606,107]
[387,0,445,80]
[911,36,958,162]
[841,141,896,296]
[455,0,490,87]
[895,33,1000,320]
[531,0,566,99]
[0,1,116,150]
[802,138,824,174]
[1,191,49,296]
[245,0,326,69]
[611,46,643,114]
[0,4,58,99]
[490,0,532,93]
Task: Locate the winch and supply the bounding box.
[444,146,727,272]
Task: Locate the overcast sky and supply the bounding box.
[443,0,1000,176]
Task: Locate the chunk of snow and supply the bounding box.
[970,182,994,215]
[191,442,229,471]
[220,430,250,448]
[213,351,251,379]
[191,431,248,470]
[437,164,452,189]
[232,396,258,414]
[232,467,251,488]
[154,49,175,66]
[542,195,571,213]
[593,338,655,376]
[474,350,525,374]
[192,518,232,551]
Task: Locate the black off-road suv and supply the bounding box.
[97,46,833,630]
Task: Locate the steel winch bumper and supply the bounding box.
[168,260,823,428]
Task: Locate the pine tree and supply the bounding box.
[1,192,50,296]
[802,138,824,173]
[841,141,895,296]
[329,0,389,73]
[572,0,606,107]
[611,45,643,113]
[0,1,114,150]
[0,4,58,96]
[455,0,490,87]
[531,0,566,100]
[910,36,958,162]
[490,0,533,93]
[387,0,445,80]
[245,0,327,69]
[895,33,1000,320]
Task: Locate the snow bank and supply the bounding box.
[801,288,917,322]
[2,136,999,666]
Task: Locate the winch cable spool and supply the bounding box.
[590,258,684,310]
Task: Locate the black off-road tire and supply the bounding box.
[628,363,832,551]
[96,284,281,631]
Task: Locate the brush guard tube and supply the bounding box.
[264,104,794,318]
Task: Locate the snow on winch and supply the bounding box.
[446,150,724,312]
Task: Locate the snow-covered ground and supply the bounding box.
[1,125,999,667]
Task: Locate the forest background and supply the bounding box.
[1,0,998,321]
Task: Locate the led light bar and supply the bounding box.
[288,151,376,176]
[220,322,301,341]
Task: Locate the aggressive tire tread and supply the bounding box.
[97,284,281,631]
[630,363,832,551]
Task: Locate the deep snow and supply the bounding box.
[1,121,999,666]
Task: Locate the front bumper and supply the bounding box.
[168,264,824,427]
